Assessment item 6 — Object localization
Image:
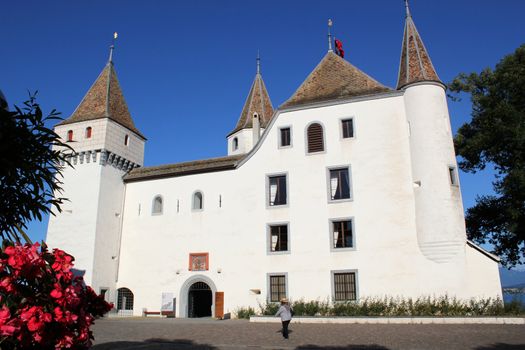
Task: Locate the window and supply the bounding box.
[269,224,288,252]
[117,287,134,311]
[333,271,357,301]
[448,166,458,186]
[67,130,73,142]
[329,167,351,200]
[124,134,129,146]
[268,175,287,206]
[85,127,92,138]
[331,219,354,249]
[279,127,291,147]
[269,274,286,302]
[152,196,163,215]
[233,137,238,151]
[341,119,354,138]
[307,123,324,153]
[193,191,203,210]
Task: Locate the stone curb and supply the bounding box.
[250,316,525,324]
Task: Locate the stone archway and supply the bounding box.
[179,275,217,318]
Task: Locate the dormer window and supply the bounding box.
[85,127,92,139]
[67,130,73,142]
[233,137,239,151]
[124,135,129,146]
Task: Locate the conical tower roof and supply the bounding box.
[57,61,145,139]
[228,59,274,137]
[396,2,441,89]
[281,51,391,109]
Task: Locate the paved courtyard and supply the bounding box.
[91,317,525,350]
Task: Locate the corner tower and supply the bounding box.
[46,42,145,300]
[398,1,466,262]
[227,54,274,155]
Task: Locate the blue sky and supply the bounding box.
[3,1,525,267]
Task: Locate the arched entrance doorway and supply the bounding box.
[188,282,212,318]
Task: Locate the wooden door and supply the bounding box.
[215,292,224,319]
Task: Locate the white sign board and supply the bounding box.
[161,292,174,311]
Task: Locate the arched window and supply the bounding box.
[233,137,238,151]
[85,127,92,138]
[124,134,129,146]
[152,195,163,215]
[192,191,203,210]
[307,123,324,153]
[67,130,73,142]
[117,287,134,312]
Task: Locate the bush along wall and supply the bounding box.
[234,296,524,319]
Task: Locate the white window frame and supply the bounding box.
[267,222,291,255]
[305,121,327,155]
[192,190,204,211]
[339,117,355,140]
[331,269,359,302]
[329,217,356,252]
[326,165,353,203]
[265,172,289,208]
[152,195,163,215]
[267,272,288,303]
[278,126,293,149]
[448,165,459,186]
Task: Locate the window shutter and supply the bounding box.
[307,123,324,153]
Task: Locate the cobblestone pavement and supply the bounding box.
[91,318,525,350]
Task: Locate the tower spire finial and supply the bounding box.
[404,0,411,17]
[108,32,118,64]
[256,50,261,74]
[327,19,333,52]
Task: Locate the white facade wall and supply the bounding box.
[117,93,501,317]
[227,128,266,155]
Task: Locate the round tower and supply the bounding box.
[46,41,146,300]
[398,3,466,263]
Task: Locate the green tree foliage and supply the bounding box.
[448,44,525,267]
[0,93,72,242]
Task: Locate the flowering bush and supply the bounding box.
[0,242,112,349]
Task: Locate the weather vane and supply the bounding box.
[328,19,333,52]
[109,32,118,63]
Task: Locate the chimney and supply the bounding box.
[252,113,260,145]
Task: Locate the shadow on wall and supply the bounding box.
[92,338,217,349]
[475,344,525,350]
[296,346,390,350]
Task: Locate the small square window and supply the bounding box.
[269,274,286,302]
[269,224,288,252]
[333,271,357,301]
[329,168,351,200]
[448,166,458,186]
[279,127,291,147]
[332,219,353,249]
[268,175,287,206]
[341,119,354,138]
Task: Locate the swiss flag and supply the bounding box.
[335,39,344,58]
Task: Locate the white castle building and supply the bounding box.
[46,5,502,318]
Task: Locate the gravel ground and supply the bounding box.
[91,317,525,350]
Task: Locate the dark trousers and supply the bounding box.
[282,320,290,338]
